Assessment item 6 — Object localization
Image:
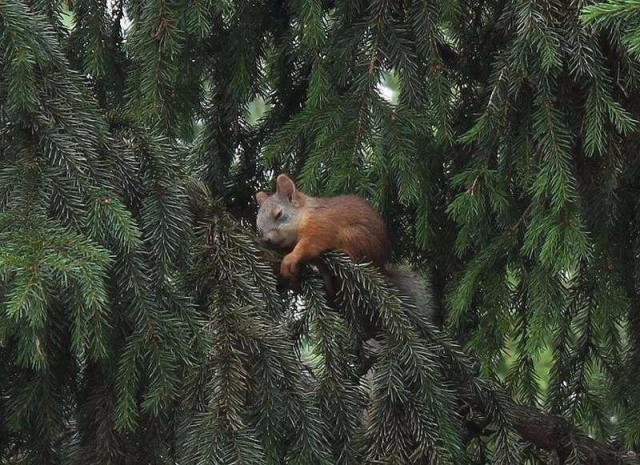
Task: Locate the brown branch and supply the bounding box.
[512,403,637,465]
[460,386,639,465]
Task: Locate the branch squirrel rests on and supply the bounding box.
[255,174,432,320]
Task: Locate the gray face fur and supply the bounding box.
[255,174,303,250]
[256,194,299,250]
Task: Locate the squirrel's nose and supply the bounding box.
[259,233,272,246]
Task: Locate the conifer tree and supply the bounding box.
[1,0,640,464]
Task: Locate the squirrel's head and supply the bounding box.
[255,174,306,250]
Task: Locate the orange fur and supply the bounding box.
[297,196,390,268]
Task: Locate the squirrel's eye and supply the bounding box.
[274,210,282,220]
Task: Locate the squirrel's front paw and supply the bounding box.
[280,255,298,279]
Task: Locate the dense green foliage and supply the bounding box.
[2,0,640,463]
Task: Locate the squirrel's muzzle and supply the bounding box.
[259,232,273,246]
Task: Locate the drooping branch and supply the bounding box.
[282,256,640,465]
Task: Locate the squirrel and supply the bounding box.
[256,174,390,279]
[255,174,432,319]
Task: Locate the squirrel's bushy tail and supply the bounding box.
[383,265,434,322]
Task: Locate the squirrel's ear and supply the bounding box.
[256,191,268,205]
[275,174,296,202]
